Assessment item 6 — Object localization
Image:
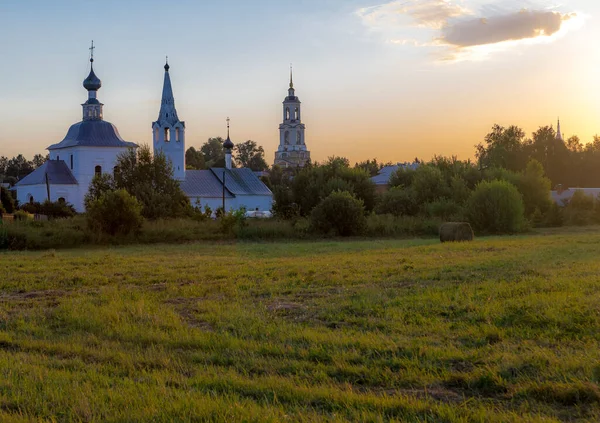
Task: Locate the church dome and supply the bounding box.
[223,136,234,150]
[83,60,102,91]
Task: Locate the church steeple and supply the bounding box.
[153,57,186,181]
[82,41,104,121]
[556,118,564,141]
[275,66,310,168]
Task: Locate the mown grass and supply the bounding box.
[1,229,600,421]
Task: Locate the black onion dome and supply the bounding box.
[223,136,234,150]
[83,60,102,91]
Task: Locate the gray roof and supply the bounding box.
[371,163,420,185]
[210,168,272,196]
[181,168,272,198]
[47,120,138,150]
[15,160,78,187]
[181,170,234,198]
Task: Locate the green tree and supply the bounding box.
[200,137,225,168]
[87,190,143,235]
[112,145,190,219]
[467,180,525,234]
[310,191,366,236]
[32,154,48,168]
[6,155,34,180]
[0,186,15,213]
[476,125,526,171]
[234,140,268,171]
[516,160,552,218]
[185,146,206,170]
[84,173,116,210]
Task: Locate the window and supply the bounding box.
[164,127,170,142]
[284,131,290,145]
[95,165,102,177]
[295,107,299,120]
[297,132,302,145]
[29,195,34,205]
[286,108,290,120]
[175,127,180,142]
[57,155,60,161]
[70,155,73,170]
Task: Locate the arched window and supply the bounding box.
[58,197,66,204]
[95,165,102,177]
[175,127,180,142]
[284,131,290,145]
[57,155,60,161]
[285,108,290,120]
[70,155,73,170]
[28,195,34,205]
[164,127,170,142]
[297,132,302,145]
[295,107,299,120]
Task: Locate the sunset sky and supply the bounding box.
[1,0,598,165]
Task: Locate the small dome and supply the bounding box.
[164,62,170,72]
[83,60,102,91]
[223,136,234,150]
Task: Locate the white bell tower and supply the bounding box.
[274,66,310,168]
[152,58,186,181]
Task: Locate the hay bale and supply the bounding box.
[439,222,474,243]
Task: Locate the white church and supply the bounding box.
[15,47,273,213]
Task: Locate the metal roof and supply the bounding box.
[371,163,420,185]
[181,170,234,198]
[180,168,272,198]
[47,120,138,150]
[210,168,272,196]
[15,160,78,187]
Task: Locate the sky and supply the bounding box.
[0,0,599,165]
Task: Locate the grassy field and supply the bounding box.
[1,229,600,422]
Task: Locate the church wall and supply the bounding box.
[16,184,79,209]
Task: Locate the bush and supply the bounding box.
[21,201,76,219]
[376,187,418,216]
[563,190,595,226]
[426,199,464,220]
[0,186,15,213]
[467,180,526,234]
[87,190,144,236]
[365,214,440,237]
[14,210,33,221]
[310,191,366,236]
[84,173,116,210]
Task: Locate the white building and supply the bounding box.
[15,48,137,211]
[154,62,273,213]
[274,67,310,168]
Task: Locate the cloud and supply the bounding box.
[356,1,583,61]
[441,10,575,47]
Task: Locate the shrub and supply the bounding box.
[467,180,525,234]
[517,160,552,218]
[310,191,366,236]
[563,190,595,226]
[412,165,448,204]
[14,210,33,221]
[21,200,76,219]
[0,203,5,215]
[219,208,247,235]
[376,187,418,216]
[84,173,116,210]
[426,199,464,220]
[543,203,564,227]
[0,186,15,213]
[365,214,440,237]
[87,190,143,236]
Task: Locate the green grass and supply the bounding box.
[1,229,600,422]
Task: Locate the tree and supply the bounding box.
[524,126,569,186]
[87,190,143,236]
[234,140,268,171]
[0,186,15,213]
[354,159,386,177]
[566,136,583,153]
[476,124,526,171]
[84,173,116,210]
[310,191,366,236]
[200,137,225,168]
[516,160,552,218]
[32,154,48,168]
[5,155,34,180]
[112,145,191,219]
[185,146,206,170]
[467,180,525,234]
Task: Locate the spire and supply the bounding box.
[223,117,234,150]
[158,58,178,125]
[82,41,103,121]
[289,63,294,89]
[557,118,563,141]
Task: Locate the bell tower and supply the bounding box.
[152,58,186,181]
[274,66,310,168]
